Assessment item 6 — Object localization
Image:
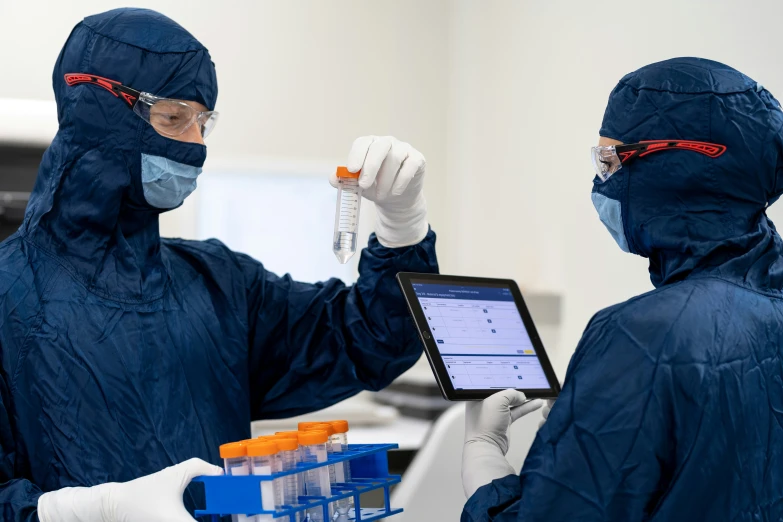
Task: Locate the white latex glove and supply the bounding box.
[462,390,543,499]
[37,458,223,522]
[538,399,556,429]
[331,135,428,248]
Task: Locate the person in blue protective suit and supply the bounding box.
[461,57,783,521]
[0,8,439,522]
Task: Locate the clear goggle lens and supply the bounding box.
[133,94,219,138]
[591,145,622,182]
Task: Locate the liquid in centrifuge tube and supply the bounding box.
[333,166,362,264]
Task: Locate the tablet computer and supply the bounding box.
[397,273,561,401]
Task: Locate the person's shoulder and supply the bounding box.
[160,237,264,280]
[595,277,730,324]
[161,237,254,266]
[581,278,734,359]
[161,237,232,255]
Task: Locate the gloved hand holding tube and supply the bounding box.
[462,389,543,499]
[37,458,223,522]
[330,135,428,249]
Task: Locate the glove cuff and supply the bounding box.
[465,432,510,456]
[461,440,516,499]
[374,194,429,248]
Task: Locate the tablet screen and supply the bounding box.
[411,282,551,390]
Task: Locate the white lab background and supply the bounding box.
[3,0,783,518]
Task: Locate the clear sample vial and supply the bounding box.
[332,166,362,264]
[247,441,280,522]
[220,442,252,522]
[302,424,337,485]
[328,420,351,483]
[274,437,303,522]
[298,430,332,522]
[276,431,306,502]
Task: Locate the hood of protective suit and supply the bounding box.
[595,57,783,290]
[23,8,217,302]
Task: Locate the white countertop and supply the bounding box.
[250,393,434,451]
[346,416,433,451]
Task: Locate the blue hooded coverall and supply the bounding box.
[463,58,783,521]
[0,9,438,521]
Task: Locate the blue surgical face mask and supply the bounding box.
[591,192,630,252]
[141,153,202,209]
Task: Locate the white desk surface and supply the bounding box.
[347,416,433,451]
[250,393,434,451]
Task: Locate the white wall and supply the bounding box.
[0,0,454,262]
[4,0,783,378]
[445,0,783,375]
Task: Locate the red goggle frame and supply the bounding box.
[64,73,140,108]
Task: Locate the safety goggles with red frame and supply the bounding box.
[591,140,727,182]
[64,73,219,139]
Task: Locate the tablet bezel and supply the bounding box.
[397,272,561,401]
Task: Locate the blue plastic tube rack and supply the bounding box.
[194,443,402,521]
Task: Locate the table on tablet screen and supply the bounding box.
[412,283,550,390]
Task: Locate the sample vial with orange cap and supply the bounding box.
[302,424,338,482]
[317,421,353,520]
[328,419,353,512]
[219,442,252,522]
[329,420,350,468]
[332,166,362,264]
[299,430,332,522]
[275,431,307,500]
[246,440,280,522]
[274,437,303,522]
[302,424,345,518]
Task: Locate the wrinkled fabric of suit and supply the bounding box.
[463,57,783,521]
[0,9,438,521]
